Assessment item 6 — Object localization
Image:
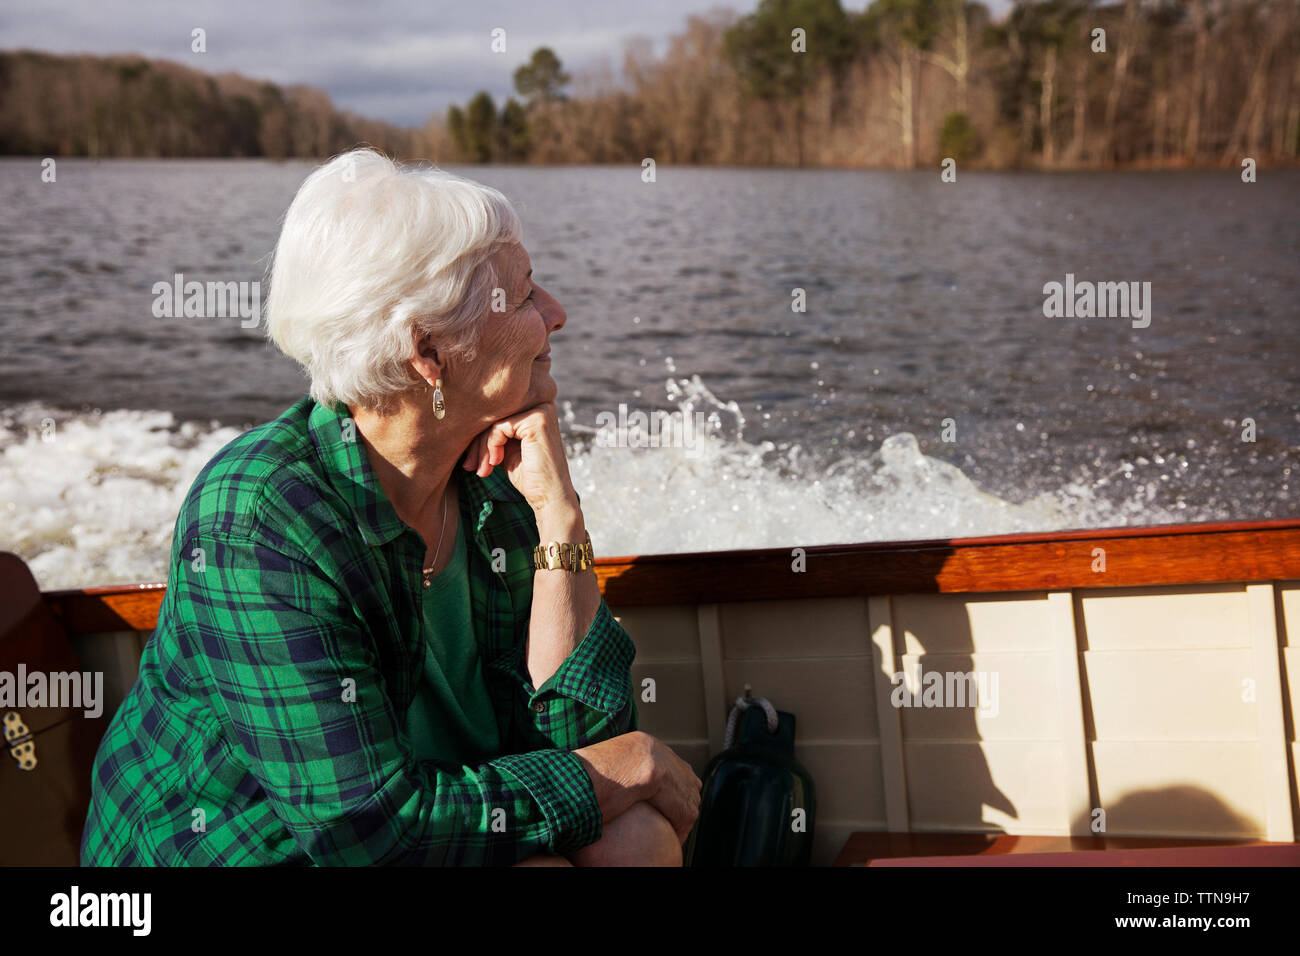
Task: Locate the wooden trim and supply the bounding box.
[868,595,910,832]
[1049,591,1093,837]
[594,519,1300,606]
[696,605,727,755]
[595,522,1300,606]
[1246,583,1296,842]
[46,583,166,635]
[41,519,1300,634]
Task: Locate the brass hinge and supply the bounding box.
[3,712,37,770]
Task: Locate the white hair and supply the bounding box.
[265,148,523,412]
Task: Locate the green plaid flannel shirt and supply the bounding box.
[80,396,638,866]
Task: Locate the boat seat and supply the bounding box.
[0,551,107,865]
[833,831,1300,866]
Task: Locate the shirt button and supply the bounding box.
[533,702,545,713]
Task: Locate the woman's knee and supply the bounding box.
[512,852,574,866]
[570,800,681,867]
[624,802,681,865]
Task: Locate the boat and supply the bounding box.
[5,517,1300,866]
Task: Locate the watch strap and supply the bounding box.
[533,531,594,571]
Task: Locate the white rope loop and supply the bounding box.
[723,683,779,750]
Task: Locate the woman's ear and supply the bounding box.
[410,328,443,386]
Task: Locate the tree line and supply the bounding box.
[3,0,1297,168]
[0,50,422,158]
[442,0,1300,168]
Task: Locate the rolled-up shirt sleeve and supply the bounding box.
[512,597,639,753]
[180,531,600,864]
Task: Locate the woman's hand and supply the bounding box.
[474,401,589,688]
[462,401,578,521]
[641,734,705,843]
[573,731,703,843]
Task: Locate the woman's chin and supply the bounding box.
[532,370,558,404]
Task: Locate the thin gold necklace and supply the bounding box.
[420,491,449,590]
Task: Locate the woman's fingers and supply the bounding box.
[657,787,698,844]
[485,420,515,467]
[478,420,515,476]
[460,405,568,501]
[646,739,703,843]
[462,434,480,470]
[460,422,516,478]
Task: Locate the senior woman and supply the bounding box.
[80,148,701,866]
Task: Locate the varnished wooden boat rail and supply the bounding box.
[42,517,1300,634]
[47,581,168,636]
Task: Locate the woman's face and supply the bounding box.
[462,242,566,423]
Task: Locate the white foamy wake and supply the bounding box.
[565,375,1176,558]
[0,404,242,590]
[0,378,1176,589]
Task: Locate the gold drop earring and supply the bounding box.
[431,378,446,420]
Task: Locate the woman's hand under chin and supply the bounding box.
[462,401,581,528]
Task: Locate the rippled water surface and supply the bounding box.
[1,159,1297,587]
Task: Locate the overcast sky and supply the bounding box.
[3,0,1014,126]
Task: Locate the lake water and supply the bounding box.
[1,159,1297,588]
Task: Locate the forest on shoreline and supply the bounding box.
[2,0,1297,170]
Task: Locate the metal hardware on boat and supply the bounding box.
[3,712,37,770]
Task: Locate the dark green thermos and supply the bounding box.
[684,696,816,866]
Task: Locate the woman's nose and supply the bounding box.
[538,286,566,332]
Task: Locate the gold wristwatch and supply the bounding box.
[533,531,594,572]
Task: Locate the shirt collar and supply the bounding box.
[307,397,525,547]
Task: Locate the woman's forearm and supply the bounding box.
[526,497,600,689]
